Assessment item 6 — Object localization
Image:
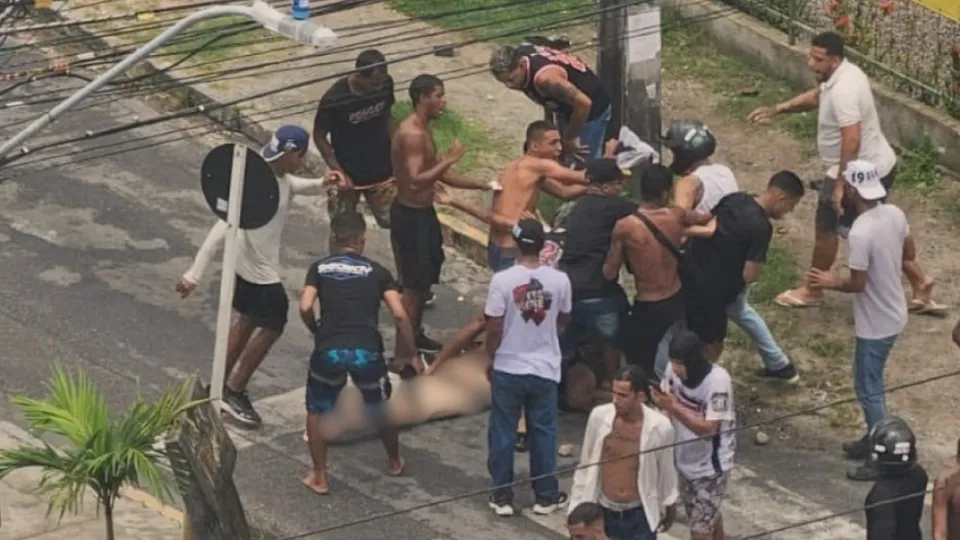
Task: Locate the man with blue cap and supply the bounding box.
[177,125,342,429]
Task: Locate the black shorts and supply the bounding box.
[233,275,288,332]
[389,201,444,291]
[625,290,686,375]
[684,289,731,346]
[816,167,896,232]
[306,348,392,416]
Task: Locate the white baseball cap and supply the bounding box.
[842,160,887,201]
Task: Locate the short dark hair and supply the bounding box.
[490,46,522,75]
[330,210,366,245]
[640,164,673,202]
[525,120,558,142]
[811,31,845,58]
[614,365,650,396]
[768,170,805,199]
[409,74,444,106]
[668,329,705,364]
[355,49,387,77]
[567,502,604,527]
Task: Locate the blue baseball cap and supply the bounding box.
[261,125,310,162]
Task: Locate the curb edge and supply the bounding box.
[119,486,185,525]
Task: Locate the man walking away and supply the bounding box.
[298,211,418,495]
[177,125,339,428]
[485,218,572,517]
[933,437,960,540]
[863,416,927,540]
[651,330,736,540]
[490,43,612,160]
[747,31,940,313]
[568,502,610,540]
[806,160,910,481]
[570,365,678,540]
[683,172,804,362]
[666,120,798,383]
[313,49,397,230]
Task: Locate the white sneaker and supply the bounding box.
[488,496,516,517]
[532,493,568,515]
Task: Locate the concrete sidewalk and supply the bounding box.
[0,421,183,540]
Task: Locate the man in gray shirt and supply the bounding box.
[807,159,911,482]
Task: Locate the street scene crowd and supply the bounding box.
[173,29,960,540]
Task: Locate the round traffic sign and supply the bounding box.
[200,143,280,230]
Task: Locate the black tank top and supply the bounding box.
[517,44,610,121]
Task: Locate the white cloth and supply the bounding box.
[691,163,739,213]
[183,173,328,285]
[817,59,897,179]
[569,403,679,528]
[847,204,909,339]
[484,264,572,383]
[615,126,660,169]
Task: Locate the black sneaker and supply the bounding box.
[415,332,443,353]
[515,432,529,453]
[846,462,879,482]
[756,363,800,384]
[533,493,568,515]
[488,495,516,517]
[842,435,870,460]
[221,387,262,429]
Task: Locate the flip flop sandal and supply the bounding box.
[775,291,825,308]
[909,299,949,316]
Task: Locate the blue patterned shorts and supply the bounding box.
[306,348,392,416]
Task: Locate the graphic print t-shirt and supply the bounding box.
[304,252,398,352]
[484,264,572,383]
[661,364,736,480]
[314,76,395,185]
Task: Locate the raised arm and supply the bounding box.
[536,159,588,185]
[747,87,820,123]
[395,131,464,189]
[287,172,339,196]
[541,177,587,201]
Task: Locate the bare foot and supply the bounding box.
[302,471,330,495]
[387,458,405,477]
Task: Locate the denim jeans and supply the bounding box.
[559,295,626,364]
[488,370,560,502]
[726,287,790,371]
[559,106,613,159]
[603,507,657,540]
[854,334,899,431]
[487,243,516,272]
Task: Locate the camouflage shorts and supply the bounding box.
[679,471,729,535]
[327,180,396,229]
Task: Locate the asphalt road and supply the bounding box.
[0,54,937,539]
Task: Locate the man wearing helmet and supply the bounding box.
[863,416,927,540]
[665,120,799,383]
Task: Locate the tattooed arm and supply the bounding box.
[534,72,592,143]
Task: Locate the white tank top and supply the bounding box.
[693,163,740,213]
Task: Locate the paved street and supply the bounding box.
[0,56,935,539]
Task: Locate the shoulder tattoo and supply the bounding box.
[540,79,580,104]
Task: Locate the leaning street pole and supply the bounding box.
[596,0,663,151]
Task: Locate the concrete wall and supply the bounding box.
[663,0,960,174]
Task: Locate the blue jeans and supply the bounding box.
[604,507,657,540]
[559,295,625,363]
[854,334,898,431]
[559,105,613,159]
[488,370,560,502]
[487,243,516,272]
[726,287,790,371]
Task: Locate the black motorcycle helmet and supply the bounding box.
[868,415,918,477]
[662,120,717,175]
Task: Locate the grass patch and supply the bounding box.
[751,245,798,304]
[135,17,270,66]
[392,100,503,173]
[897,135,942,190]
[388,0,593,44]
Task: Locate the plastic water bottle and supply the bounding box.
[291,0,309,21]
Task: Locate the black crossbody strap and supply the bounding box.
[634,211,683,261]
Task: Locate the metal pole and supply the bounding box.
[787,0,797,46]
[209,145,247,405]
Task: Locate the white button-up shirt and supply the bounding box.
[569,403,679,528]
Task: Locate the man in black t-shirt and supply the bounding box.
[684,171,805,362]
[314,49,397,230]
[298,211,417,496]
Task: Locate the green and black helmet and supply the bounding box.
[662,120,717,175]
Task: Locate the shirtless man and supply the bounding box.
[390,74,490,358]
[570,365,678,540]
[602,165,711,377]
[934,437,960,540]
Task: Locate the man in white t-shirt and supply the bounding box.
[748,31,939,313]
[807,159,911,482]
[651,329,736,540]
[176,125,340,428]
[484,218,572,517]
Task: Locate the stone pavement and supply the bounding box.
[0,421,182,540]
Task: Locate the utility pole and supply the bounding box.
[596,0,663,151]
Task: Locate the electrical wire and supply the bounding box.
[273,367,960,539]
